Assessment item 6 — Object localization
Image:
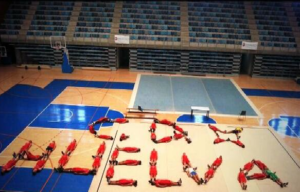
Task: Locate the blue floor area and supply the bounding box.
[177,115,216,124]
[243,89,300,99]
[269,116,300,138]
[134,75,258,116]
[0,167,93,192]
[30,104,124,130]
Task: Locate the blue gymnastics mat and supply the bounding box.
[133,75,258,116]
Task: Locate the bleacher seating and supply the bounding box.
[188,1,251,45]
[0,1,31,36]
[253,54,300,78]
[67,45,116,68]
[119,1,181,42]
[74,2,115,39]
[292,2,300,28]
[252,1,297,49]
[27,1,74,37]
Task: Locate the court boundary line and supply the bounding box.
[0,88,66,156]
[157,111,260,118]
[230,79,263,118]
[128,74,140,108]
[96,130,118,192]
[169,76,175,111]
[267,128,300,169]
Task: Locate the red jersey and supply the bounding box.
[208,124,219,132]
[67,141,76,152]
[48,141,56,149]
[243,161,254,172]
[150,123,156,130]
[254,160,268,170]
[155,179,173,187]
[89,125,96,134]
[121,147,140,153]
[158,136,172,143]
[96,117,109,123]
[114,118,128,124]
[117,179,134,185]
[150,150,158,161]
[111,149,119,159]
[174,126,184,133]
[34,159,46,170]
[120,133,127,141]
[98,135,112,140]
[106,166,114,178]
[2,159,17,171]
[121,160,140,166]
[71,167,90,175]
[151,132,156,140]
[173,132,184,140]
[160,119,173,126]
[150,165,157,177]
[231,140,245,148]
[26,151,42,161]
[92,156,101,168]
[212,157,222,168]
[97,143,106,155]
[214,137,225,144]
[250,173,267,180]
[238,171,247,183]
[182,154,190,165]
[19,141,32,153]
[58,154,69,166]
[205,168,215,178]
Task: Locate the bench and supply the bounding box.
[127,108,158,114]
[191,106,210,118]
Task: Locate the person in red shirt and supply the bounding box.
[252,159,268,171]
[1,155,18,174]
[89,125,97,135]
[46,141,56,156]
[151,132,156,143]
[64,139,77,154]
[90,117,111,126]
[173,125,188,136]
[242,160,254,174]
[182,153,192,171]
[116,145,140,153]
[246,172,267,180]
[111,148,119,165]
[92,155,101,172]
[55,167,96,175]
[211,156,222,169]
[238,168,247,190]
[150,149,158,165]
[106,163,115,182]
[149,123,156,132]
[108,179,138,187]
[58,151,70,169]
[114,159,141,166]
[96,134,113,140]
[228,138,245,148]
[213,136,227,144]
[18,140,32,158]
[97,141,106,157]
[203,165,216,184]
[155,136,172,144]
[120,133,129,142]
[33,154,48,174]
[150,179,182,187]
[149,164,157,183]
[154,118,174,126]
[173,131,184,140]
[113,118,129,124]
[23,151,43,161]
[208,124,226,135]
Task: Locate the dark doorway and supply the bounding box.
[118,48,129,69]
[240,53,254,75]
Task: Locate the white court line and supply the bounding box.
[199,78,217,113]
[0,89,66,156]
[230,79,262,118]
[128,73,140,108]
[169,76,175,111]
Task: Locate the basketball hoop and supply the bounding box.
[50,36,66,50]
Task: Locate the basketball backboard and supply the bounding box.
[50,36,66,50]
